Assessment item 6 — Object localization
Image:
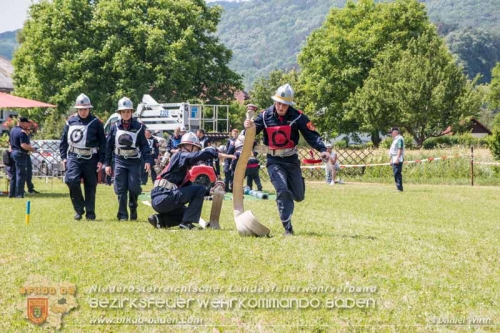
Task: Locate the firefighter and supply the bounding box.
[141,129,159,185]
[60,94,106,220]
[105,97,152,221]
[244,84,330,235]
[148,132,235,230]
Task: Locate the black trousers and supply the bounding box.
[64,153,98,218]
[266,155,305,230]
[245,167,262,191]
[392,163,403,191]
[151,184,206,226]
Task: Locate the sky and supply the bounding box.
[0,0,37,33]
[0,0,247,34]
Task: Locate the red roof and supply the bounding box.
[0,92,55,108]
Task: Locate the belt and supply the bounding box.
[69,146,96,157]
[115,148,140,159]
[153,179,177,190]
[268,148,297,157]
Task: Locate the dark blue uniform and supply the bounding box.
[9,126,30,198]
[223,138,236,192]
[105,119,152,220]
[253,105,326,232]
[60,114,106,220]
[150,147,218,228]
[141,137,159,185]
[166,134,182,155]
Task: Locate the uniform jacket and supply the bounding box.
[60,113,106,162]
[105,119,152,166]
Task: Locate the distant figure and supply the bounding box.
[325,143,340,186]
[388,127,405,192]
[223,129,239,192]
[141,129,159,185]
[166,126,186,156]
[24,128,40,194]
[9,117,37,198]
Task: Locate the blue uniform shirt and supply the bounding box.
[105,118,152,166]
[253,105,327,153]
[60,113,106,162]
[10,126,30,152]
[160,147,218,186]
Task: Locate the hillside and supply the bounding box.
[0,30,17,60]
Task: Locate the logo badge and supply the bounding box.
[27,298,48,325]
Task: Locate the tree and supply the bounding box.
[489,63,500,109]
[298,0,435,141]
[446,28,500,84]
[13,0,242,122]
[488,113,500,160]
[346,33,483,147]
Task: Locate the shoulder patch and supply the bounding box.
[306,121,316,131]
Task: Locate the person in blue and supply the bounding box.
[105,97,152,221]
[9,117,37,198]
[223,129,238,192]
[166,126,185,156]
[60,93,106,220]
[24,128,39,194]
[389,127,405,192]
[148,132,235,230]
[141,129,159,185]
[244,84,330,236]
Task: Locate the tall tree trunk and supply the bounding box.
[371,130,381,148]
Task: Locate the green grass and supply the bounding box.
[0,179,499,332]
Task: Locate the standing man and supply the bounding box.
[24,128,39,194]
[389,127,404,192]
[196,129,211,149]
[9,117,37,198]
[244,84,330,236]
[105,97,152,221]
[223,129,238,192]
[325,143,340,186]
[60,93,106,220]
[141,129,159,185]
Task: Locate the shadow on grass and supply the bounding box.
[300,231,377,240]
[26,193,70,198]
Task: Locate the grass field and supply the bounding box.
[0,178,499,332]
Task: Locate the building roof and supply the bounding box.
[0,57,13,91]
[0,92,55,108]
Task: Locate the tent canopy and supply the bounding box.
[0,92,55,108]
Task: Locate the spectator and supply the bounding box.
[389,127,405,192]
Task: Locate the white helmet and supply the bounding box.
[218,145,227,153]
[271,83,295,106]
[116,97,134,112]
[178,132,201,149]
[74,93,93,109]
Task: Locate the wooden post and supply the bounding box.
[470,146,474,186]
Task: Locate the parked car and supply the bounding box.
[30,140,64,177]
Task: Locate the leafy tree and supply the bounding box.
[488,113,500,160]
[446,28,500,84]
[489,63,500,109]
[346,33,483,147]
[13,0,242,120]
[298,0,435,141]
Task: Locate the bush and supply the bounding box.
[422,134,488,149]
[489,130,500,160]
